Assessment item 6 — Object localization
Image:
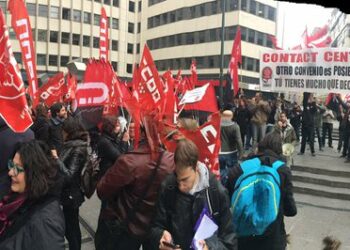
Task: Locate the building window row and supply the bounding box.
[148,0,275,29]
[23,3,119,29]
[148,0,166,7]
[36,29,118,50]
[147,25,273,50]
[154,55,260,74]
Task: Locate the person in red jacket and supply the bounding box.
[95,127,175,250]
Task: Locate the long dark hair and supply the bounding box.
[13,140,58,200]
[62,117,88,141]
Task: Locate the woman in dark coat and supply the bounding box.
[234,97,251,148]
[97,115,130,178]
[0,140,65,250]
[227,132,297,250]
[30,103,50,142]
[57,118,89,250]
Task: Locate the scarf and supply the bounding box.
[0,192,26,235]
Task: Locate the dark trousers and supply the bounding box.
[314,127,322,149]
[63,206,81,250]
[219,152,238,186]
[322,123,333,147]
[338,127,345,151]
[245,124,252,148]
[95,218,152,250]
[300,126,315,154]
[291,121,300,141]
[342,129,350,157]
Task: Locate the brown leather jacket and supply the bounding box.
[97,143,175,237]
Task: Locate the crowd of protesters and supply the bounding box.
[1,89,346,250]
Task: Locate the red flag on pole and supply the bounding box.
[8,0,39,107]
[65,73,77,101]
[99,7,109,61]
[0,8,33,132]
[229,27,242,97]
[37,72,65,107]
[189,59,197,89]
[269,35,282,50]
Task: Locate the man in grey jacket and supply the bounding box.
[219,110,243,186]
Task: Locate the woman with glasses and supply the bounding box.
[0,140,65,250]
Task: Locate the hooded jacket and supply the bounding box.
[151,163,237,250]
[273,122,297,145]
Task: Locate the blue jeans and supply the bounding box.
[219,152,238,186]
[252,123,267,148]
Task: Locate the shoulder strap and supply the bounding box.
[205,187,220,219]
[272,160,285,170]
[123,151,165,227]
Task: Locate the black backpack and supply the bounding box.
[80,146,100,199]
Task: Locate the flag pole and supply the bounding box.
[219,0,226,109]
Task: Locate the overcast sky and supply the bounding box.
[276,2,334,49]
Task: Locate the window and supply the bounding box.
[14,53,22,64]
[112,18,119,29]
[127,43,133,54]
[248,29,255,43]
[0,1,6,11]
[72,34,80,45]
[38,4,48,17]
[137,22,141,33]
[112,40,118,50]
[50,31,58,43]
[73,10,81,22]
[111,62,117,71]
[136,43,140,53]
[138,1,142,12]
[126,64,133,73]
[49,55,58,66]
[62,8,71,20]
[268,6,276,21]
[113,0,119,7]
[83,12,91,24]
[128,22,134,33]
[83,36,90,47]
[94,14,100,26]
[227,0,239,11]
[50,6,59,19]
[93,37,99,48]
[61,32,70,44]
[241,0,247,11]
[249,0,256,15]
[241,27,247,41]
[257,3,265,18]
[37,54,46,66]
[257,32,264,45]
[198,31,205,43]
[27,3,36,16]
[169,12,175,23]
[60,56,69,66]
[37,30,47,42]
[104,0,111,4]
[129,1,135,12]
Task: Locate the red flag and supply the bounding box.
[183,83,218,113]
[65,73,77,101]
[37,72,65,107]
[162,70,178,123]
[229,27,242,97]
[180,112,221,177]
[189,60,197,89]
[8,0,38,106]
[99,7,109,61]
[0,8,32,132]
[136,45,164,113]
[269,35,282,50]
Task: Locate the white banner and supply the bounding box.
[260,48,350,95]
[179,83,209,105]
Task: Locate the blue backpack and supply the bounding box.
[231,157,285,237]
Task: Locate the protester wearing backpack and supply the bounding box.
[151,139,237,250]
[55,118,89,250]
[226,132,297,250]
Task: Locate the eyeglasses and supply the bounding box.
[8,160,25,176]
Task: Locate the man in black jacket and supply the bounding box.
[298,92,317,156]
[151,139,237,250]
[48,102,67,154]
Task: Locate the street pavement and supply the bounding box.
[75,144,350,250]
